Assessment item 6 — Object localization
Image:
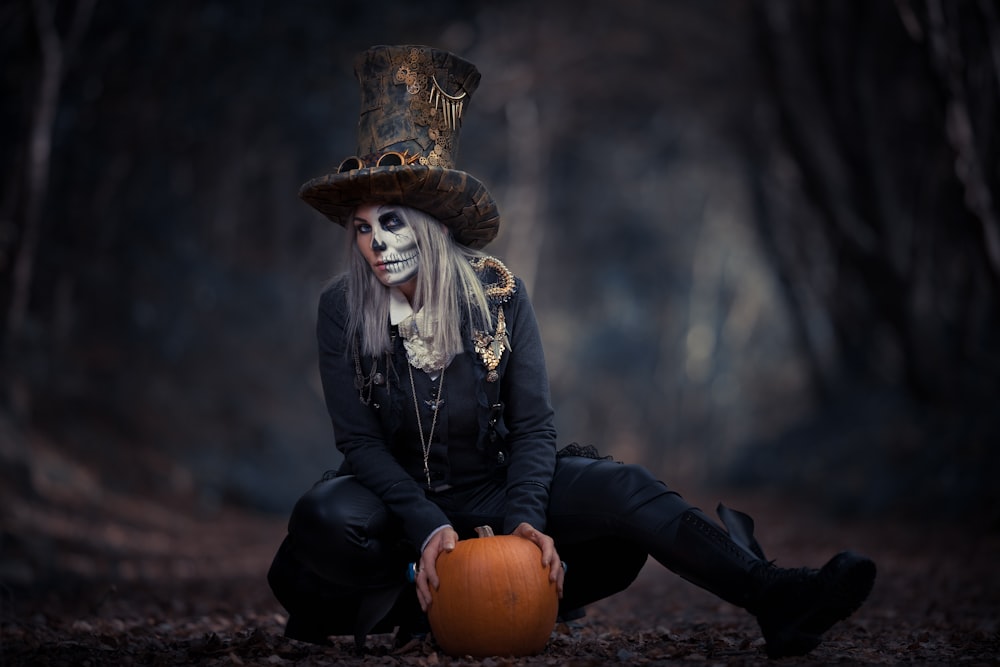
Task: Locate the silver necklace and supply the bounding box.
[407,362,446,488]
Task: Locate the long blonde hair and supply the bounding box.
[343,205,494,359]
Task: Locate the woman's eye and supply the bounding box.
[380,213,403,230]
[355,223,371,234]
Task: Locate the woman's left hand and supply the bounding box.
[512,522,565,598]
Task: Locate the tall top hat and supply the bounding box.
[299,45,499,249]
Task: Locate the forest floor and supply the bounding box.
[1,478,998,666]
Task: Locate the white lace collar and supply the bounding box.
[390,288,452,374]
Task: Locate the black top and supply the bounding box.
[316,272,557,549]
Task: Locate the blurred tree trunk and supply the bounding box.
[4,0,96,411]
[747,0,1000,407]
[735,0,1000,514]
[924,0,1000,280]
[500,96,546,297]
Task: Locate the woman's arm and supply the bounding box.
[498,281,558,534]
[317,282,450,549]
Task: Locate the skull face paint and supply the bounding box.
[353,204,420,294]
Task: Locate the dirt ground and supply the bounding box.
[1,483,998,666]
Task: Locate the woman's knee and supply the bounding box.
[288,476,391,549]
[286,476,405,583]
[552,457,672,514]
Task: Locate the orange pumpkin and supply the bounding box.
[427,525,559,657]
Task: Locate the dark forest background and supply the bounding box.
[1,0,998,564]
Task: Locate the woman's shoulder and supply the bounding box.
[318,273,350,313]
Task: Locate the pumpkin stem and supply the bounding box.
[474,525,495,538]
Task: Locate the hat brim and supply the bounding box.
[299,165,499,250]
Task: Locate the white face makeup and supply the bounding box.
[353,204,420,290]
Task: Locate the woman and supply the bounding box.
[268,44,875,659]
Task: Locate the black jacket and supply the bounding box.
[316,274,557,550]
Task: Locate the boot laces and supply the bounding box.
[756,561,820,587]
[749,560,823,614]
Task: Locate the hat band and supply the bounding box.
[337,149,423,173]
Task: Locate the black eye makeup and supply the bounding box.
[378,210,404,230]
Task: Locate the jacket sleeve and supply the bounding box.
[499,281,558,534]
[316,281,450,549]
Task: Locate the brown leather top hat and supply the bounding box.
[299,45,499,249]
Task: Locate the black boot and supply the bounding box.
[749,549,877,658]
[658,506,876,659]
[267,535,414,652]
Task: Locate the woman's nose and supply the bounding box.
[371,235,387,252]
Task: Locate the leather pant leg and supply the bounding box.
[546,455,767,608]
[267,475,418,645]
[285,474,413,587]
[544,456,877,660]
[547,455,695,541]
[545,456,689,610]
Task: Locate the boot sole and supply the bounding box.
[765,551,876,659]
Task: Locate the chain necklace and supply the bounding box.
[407,362,446,488]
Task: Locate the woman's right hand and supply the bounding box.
[415,526,460,611]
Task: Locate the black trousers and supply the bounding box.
[268,455,702,634]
